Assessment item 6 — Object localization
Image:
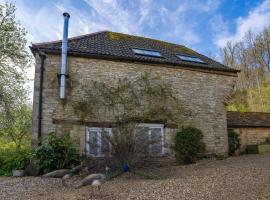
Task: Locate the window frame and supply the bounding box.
[85,124,165,157]
[132,48,163,58]
[138,123,165,156]
[85,127,112,157]
[176,54,207,64]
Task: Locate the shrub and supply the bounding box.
[228,129,241,156]
[246,145,259,154]
[0,147,33,176]
[265,136,270,144]
[35,133,81,173]
[172,126,205,164]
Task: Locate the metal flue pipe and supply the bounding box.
[60,12,70,100]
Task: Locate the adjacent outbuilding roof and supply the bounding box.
[30,31,239,73]
[227,111,270,128]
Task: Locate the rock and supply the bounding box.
[12,170,25,177]
[62,173,75,180]
[24,162,40,176]
[70,164,83,174]
[61,165,84,180]
[76,173,106,188]
[42,169,70,178]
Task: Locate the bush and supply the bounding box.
[35,133,81,173]
[0,147,33,176]
[246,145,259,154]
[172,126,205,164]
[228,129,241,156]
[265,137,270,144]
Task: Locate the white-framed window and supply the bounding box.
[85,127,112,157]
[138,123,165,156]
[85,124,164,157]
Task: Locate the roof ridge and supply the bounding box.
[32,30,109,46]
[29,30,239,73]
[107,31,187,48]
[32,30,202,56]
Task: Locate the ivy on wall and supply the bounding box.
[71,72,192,165]
[72,72,191,125]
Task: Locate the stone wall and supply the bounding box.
[32,54,236,156]
[233,128,270,151]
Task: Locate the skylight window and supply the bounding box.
[132,48,162,57]
[176,54,206,64]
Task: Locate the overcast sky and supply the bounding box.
[2,0,270,100]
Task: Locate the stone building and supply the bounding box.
[227,111,270,151]
[30,30,238,157]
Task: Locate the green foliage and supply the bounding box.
[228,129,241,156]
[172,126,205,164]
[0,2,31,150]
[0,147,33,176]
[35,133,81,173]
[215,154,227,160]
[265,137,270,144]
[258,144,270,154]
[228,78,270,112]
[246,145,259,154]
[223,27,270,113]
[0,104,32,148]
[227,90,249,112]
[0,2,30,113]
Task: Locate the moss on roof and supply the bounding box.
[30,30,238,73]
[107,31,196,55]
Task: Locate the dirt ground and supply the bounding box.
[1,154,270,200]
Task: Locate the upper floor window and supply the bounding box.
[132,48,162,57]
[176,54,206,64]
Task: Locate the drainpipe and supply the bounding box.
[38,52,46,145]
[60,12,70,100]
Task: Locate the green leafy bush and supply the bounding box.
[228,129,241,156]
[0,148,33,176]
[35,133,81,173]
[246,145,259,154]
[172,126,205,164]
[265,137,270,144]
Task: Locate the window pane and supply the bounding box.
[135,126,150,155]
[150,128,163,155]
[101,130,111,155]
[89,131,99,156]
[176,54,206,64]
[132,48,162,57]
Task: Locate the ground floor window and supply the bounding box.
[137,123,165,156]
[85,127,112,157]
[85,124,164,157]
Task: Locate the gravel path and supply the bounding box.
[1,155,270,200]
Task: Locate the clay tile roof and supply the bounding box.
[30,31,239,73]
[227,111,270,128]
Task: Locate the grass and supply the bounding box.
[258,144,270,154]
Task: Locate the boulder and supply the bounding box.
[42,169,70,178]
[70,164,84,174]
[76,173,106,188]
[24,162,40,176]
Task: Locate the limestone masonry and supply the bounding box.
[32,54,236,156]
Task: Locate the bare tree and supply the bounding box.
[221,27,270,112]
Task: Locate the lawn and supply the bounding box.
[1,155,270,200]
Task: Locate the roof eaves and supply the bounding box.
[32,47,239,73]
